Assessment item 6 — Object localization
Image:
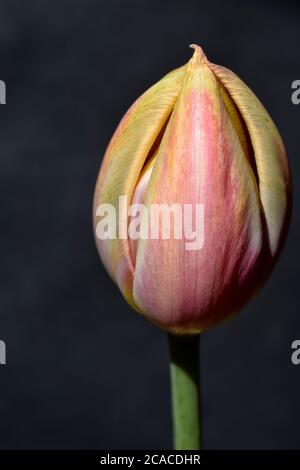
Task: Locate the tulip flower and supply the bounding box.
[93,45,291,450]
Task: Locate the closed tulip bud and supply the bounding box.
[94,45,291,335]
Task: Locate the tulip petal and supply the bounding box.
[209,62,291,256]
[132,47,265,333]
[93,65,186,308]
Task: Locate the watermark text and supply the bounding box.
[0,340,6,365]
[95,196,204,251]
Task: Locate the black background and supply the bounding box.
[0,0,299,450]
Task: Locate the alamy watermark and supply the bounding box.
[0,340,6,365]
[95,196,204,251]
[291,80,300,104]
[1,82,7,364]
[0,80,6,104]
[291,340,300,365]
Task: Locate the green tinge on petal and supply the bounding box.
[210,62,291,256]
[93,64,186,301]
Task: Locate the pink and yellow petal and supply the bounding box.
[210,62,291,256]
[93,65,186,303]
[132,46,264,333]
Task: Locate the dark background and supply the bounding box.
[0,0,299,450]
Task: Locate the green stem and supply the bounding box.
[168,334,201,450]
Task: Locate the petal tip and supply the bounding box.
[189,43,207,66]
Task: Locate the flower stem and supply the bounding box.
[168,333,201,450]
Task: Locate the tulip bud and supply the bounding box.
[94,45,291,334]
